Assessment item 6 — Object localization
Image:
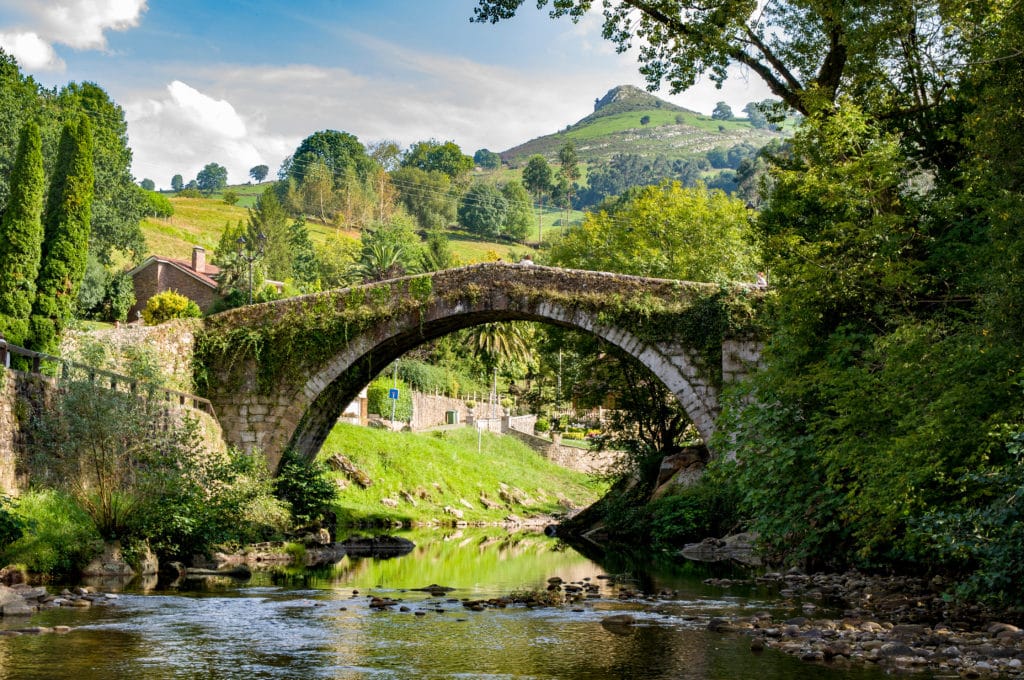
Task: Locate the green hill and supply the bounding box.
[500,84,780,166]
[320,424,604,526]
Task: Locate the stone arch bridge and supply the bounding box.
[195,263,766,470]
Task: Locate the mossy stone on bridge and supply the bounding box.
[194,263,767,470]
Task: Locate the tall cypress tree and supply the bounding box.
[0,120,45,347]
[29,114,94,355]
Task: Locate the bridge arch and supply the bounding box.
[196,264,763,470]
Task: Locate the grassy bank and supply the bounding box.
[319,425,604,526]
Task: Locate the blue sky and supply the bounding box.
[0,1,771,188]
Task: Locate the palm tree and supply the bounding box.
[467,322,532,373]
[358,242,405,282]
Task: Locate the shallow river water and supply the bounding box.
[0,528,930,679]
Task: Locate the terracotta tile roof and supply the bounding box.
[128,256,220,289]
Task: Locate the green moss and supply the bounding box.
[194,269,769,397]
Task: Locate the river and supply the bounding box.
[0,528,929,679]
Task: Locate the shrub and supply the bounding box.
[142,189,174,217]
[177,186,202,198]
[0,495,24,550]
[142,290,201,325]
[0,490,101,577]
[142,447,285,559]
[367,377,413,421]
[100,272,136,322]
[222,190,239,205]
[534,416,550,433]
[274,449,338,528]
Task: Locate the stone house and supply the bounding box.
[128,246,220,320]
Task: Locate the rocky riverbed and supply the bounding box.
[699,569,1024,677]
[0,583,118,634]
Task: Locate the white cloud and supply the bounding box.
[121,27,773,188]
[166,81,247,139]
[19,0,147,50]
[124,80,293,188]
[0,0,146,71]
[0,31,64,71]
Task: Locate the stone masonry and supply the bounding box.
[202,264,766,470]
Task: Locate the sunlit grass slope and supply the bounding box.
[141,188,552,264]
[319,424,604,526]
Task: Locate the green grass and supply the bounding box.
[319,424,604,526]
[564,110,749,141]
[141,189,559,265]
[141,196,249,259]
[208,182,271,208]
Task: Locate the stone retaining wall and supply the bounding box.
[62,319,200,393]
[502,427,620,474]
[0,366,223,496]
[0,370,52,495]
[410,392,472,430]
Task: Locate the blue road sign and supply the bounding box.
[388,388,399,400]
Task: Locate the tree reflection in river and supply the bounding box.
[0,528,924,680]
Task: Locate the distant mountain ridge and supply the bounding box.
[499,85,779,167]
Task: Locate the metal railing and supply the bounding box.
[0,335,216,418]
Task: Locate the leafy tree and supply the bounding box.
[56,82,146,265]
[139,178,155,191]
[142,290,201,324]
[0,120,44,347]
[0,49,44,214]
[139,189,173,218]
[556,140,580,217]
[222,189,239,205]
[31,375,203,539]
[471,0,965,128]
[287,129,375,186]
[247,188,292,282]
[95,271,135,323]
[402,139,473,180]
[314,233,361,288]
[522,154,553,200]
[299,158,336,222]
[743,101,767,129]
[473,148,501,169]
[367,139,403,172]
[391,166,458,230]
[29,115,94,355]
[286,216,319,288]
[500,180,533,241]
[171,174,183,192]
[640,114,651,125]
[549,181,756,282]
[196,162,228,195]
[712,101,733,120]
[249,164,269,183]
[458,183,507,238]
[466,322,532,375]
[578,153,675,207]
[522,154,553,240]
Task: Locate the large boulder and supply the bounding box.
[81,541,141,577]
[651,447,706,499]
[681,532,761,566]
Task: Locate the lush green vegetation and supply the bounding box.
[320,424,603,526]
[467,0,1024,611]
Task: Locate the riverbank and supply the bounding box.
[696,569,1024,677]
